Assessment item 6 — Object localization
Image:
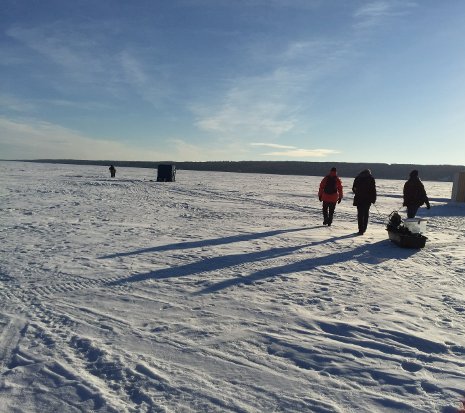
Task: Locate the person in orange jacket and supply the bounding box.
[318,167,343,226]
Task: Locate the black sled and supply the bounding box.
[386,211,427,249]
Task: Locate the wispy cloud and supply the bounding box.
[169,138,250,161]
[193,27,356,150]
[0,117,153,160]
[353,1,417,29]
[0,94,112,113]
[118,50,173,107]
[0,94,36,112]
[354,1,391,19]
[193,1,419,156]
[6,23,173,106]
[262,148,339,158]
[251,143,339,158]
[6,24,106,82]
[194,75,298,139]
[251,143,296,149]
[181,0,320,10]
[0,117,247,161]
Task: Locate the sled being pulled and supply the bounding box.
[386,211,427,249]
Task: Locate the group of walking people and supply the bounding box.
[318,167,430,235]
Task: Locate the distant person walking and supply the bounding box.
[109,165,116,178]
[318,167,343,226]
[352,169,377,235]
[403,169,430,218]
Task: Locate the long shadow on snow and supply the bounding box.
[106,231,354,287]
[197,239,418,295]
[99,227,310,259]
[417,201,465,217]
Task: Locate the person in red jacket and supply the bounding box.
[318,167,343,226]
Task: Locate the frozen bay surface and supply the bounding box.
[0,161,464,412]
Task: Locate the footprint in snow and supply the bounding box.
[401,360,423,372]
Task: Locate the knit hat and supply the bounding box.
[409,169,418,178]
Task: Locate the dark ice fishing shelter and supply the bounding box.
[157,164,176,182]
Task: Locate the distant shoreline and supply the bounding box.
[5,159,465,182]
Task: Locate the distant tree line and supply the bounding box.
[18,159,465,182]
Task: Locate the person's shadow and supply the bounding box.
[100,227,312,259]
[106,233,400,289]
[195,238,418,295]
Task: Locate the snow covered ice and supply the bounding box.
[1,161,465,413]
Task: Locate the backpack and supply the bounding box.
[387,211,402,228]
[324,175,337,194]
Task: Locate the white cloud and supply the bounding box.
[181,0,320,9]
[251,143,296,149]
[0,94,113,113]
[0,117,160,160]
[353,1,417,29]
[0,94,36,112]
[250,143,340,158]
[194,70,299,141]
[196,103,296,137]
[118,51,172,107]
[263,148,340,158]
[193,28,358,148]
[354,1,391,19]
[281,39,347,64]
[119,51,149,87]
[6,25,106,81]
[6,24,172,106]
[169,138,249,161]
[0,117,249,161]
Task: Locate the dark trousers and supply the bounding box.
[406,205,419,218]
[357,204,371,233]
[322,201,336,225]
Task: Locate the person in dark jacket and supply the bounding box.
[109,165,116,178]
[318,167,343,226]
[352,169,377,235]
[403,170,430,218]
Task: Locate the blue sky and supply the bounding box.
[1,0,465,164]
